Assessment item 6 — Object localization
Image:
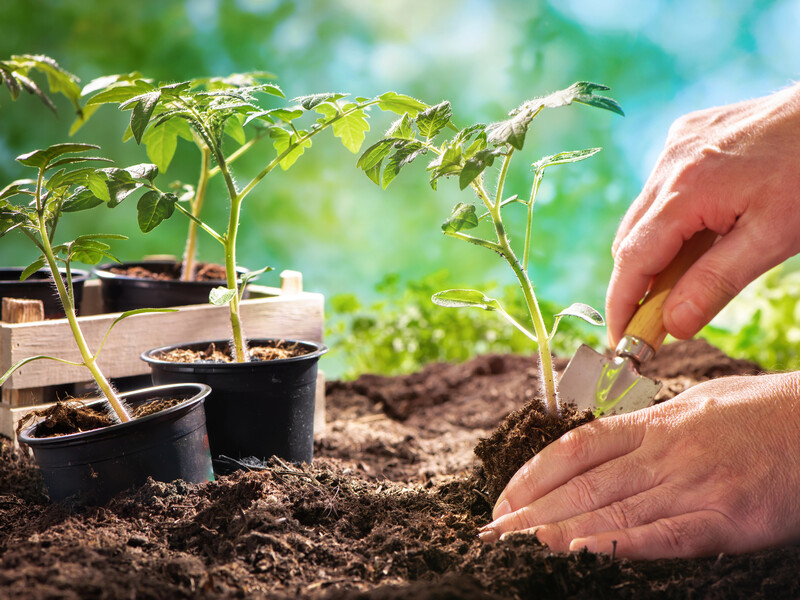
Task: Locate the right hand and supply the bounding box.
[606,83,800,347]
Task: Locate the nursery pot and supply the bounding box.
[18,383,214,505]
[0,267,89,319]
[141,339,328,465]
[93,260,249,312]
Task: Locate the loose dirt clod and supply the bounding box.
[157,339,311,364]
[108,262,227,281]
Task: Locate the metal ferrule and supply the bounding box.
[615,335,655,365]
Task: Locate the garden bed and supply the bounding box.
[1,339,795,599]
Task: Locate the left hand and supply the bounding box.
[478,371,800,559]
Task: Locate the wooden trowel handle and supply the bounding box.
[624,229,718,352]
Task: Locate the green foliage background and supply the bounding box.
[2,0,799,377]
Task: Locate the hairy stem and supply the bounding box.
[36,211,129,422]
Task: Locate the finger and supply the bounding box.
[489,450,661,541]
[492,414,644,520]
[528,484,682,552]
[568,510,738,560]
[663,219,795,339]
[606,196,714,345]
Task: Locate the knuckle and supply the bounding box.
[689,264,746,303]
[652,518,685,554]
[602,500,632,530]
[564,474,598,512]
[534,522,569,551]
[557,427,595,465]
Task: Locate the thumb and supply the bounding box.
[663,226,786,339]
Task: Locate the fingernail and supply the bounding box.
[478,526,500,544]
[569,536,596,553]
[493,499,512,520]
[669,300,704,337]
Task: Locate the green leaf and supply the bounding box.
[16,143,100,170]
[554,303,605,326]
[137,191,176,233]
[61,187,104,212]
[377,92,427,117]
[459,147,504,190]
[84,79,154,106]
[142,118,184,172]
[129,90,161,144]
[70,238,116,265]
[224,114,247,145]
[331,107,370,153]
[415,101,452,139]
[386,114,414,139]
[532,148,602,173]
[238,265,273,300]
[86,171,110,202]
[0,179,34,201]
[209,286,237,306]
[545,82,624,116]
[428,142,462,184]
[293,92,347,110]
[431,289,502,311]
[357,138,399,172]
[486,110,534,150]
[441,203,478,233]
[381,141,426,189]
[20,258,46,281]
[271,128,312,170]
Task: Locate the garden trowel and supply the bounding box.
[559,229,718,416]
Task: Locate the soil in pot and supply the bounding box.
[18,384,214,505]
[93,260,252,312]
[142,339,327,467]
[0,267,90,319]
[4,340,797,600]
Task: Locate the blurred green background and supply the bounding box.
[2,0,799,377]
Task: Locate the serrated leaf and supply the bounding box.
[532,148,602,173]
[142,118,181,172]
[20,258,47,281]
[86,171,110,202]
[331,107,370,153]
[293,92,347,111]
[0,179,34,201]
[377,92,427,117]
[416,101,452,139]
[130,90,161,144]
[209,286,237,306]
[486,110,534,150]
[357,138,399,172]
[459,147,504,190]
[61,187,104,212]
[554,302,605,326]
[431,289,501,311]
[16,143,100,170]
[385,114,414,140]
[85,79,154,106]
[271,128,312,170]
[137,190,176,233]
[441,203,478,233]
[381,141,426,189]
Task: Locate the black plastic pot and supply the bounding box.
[0,267,89,319]
[18,383,214,505]
[141,339,328,465]
[93,260,249,312]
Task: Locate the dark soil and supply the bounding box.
[156,339,312,364]
[2,339,796,599]
[109,262,227,281]
[20,397,189,438]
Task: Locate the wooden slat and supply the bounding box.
[2,298,47,407]
[1,288,324,389]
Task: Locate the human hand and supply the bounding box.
[607,83,800,346]
[478,372,800,559]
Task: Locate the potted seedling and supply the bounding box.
[76,72,281,311]
[0,143,214,504]
[0,55,93,317]
[90,77,432,465]
[358,82,623,417]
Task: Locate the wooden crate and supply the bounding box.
[1,270,326,442]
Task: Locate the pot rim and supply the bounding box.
[93,260,248,284]
[0,267,90,283]
[17,382,211,447]
[141,338,329,368]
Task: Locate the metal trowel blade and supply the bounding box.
[558,344,662,416]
